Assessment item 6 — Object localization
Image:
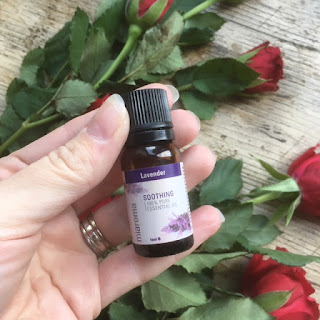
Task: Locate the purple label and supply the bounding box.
[125,163,182,183]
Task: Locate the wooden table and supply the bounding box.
[1,0,319,302]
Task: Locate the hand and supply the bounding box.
[0,84,223,320]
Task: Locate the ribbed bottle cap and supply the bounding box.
[122,89,174,146]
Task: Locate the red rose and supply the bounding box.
[126,0,174,30]
[138,0,174,21]
[87,93,110,112]
[243,41,284,93]
[288,144,320,217]
[242,248,319,320]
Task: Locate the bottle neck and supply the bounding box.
[126,128,174,146]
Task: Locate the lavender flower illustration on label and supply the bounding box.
[161,212,191,237]
[125,183,148,195]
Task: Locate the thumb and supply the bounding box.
[0,94,129,237]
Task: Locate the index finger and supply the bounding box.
[3,84,177,167]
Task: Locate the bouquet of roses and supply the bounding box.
[0,0,319,319]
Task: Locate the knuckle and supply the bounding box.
[46,138,95,185]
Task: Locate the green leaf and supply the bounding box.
[202,204,253,252]
[44,22,71,80]
[0,105,23,132]
[254,291,292,313]
[175,66,197,87]
[108,302,154,320]
[181,91,218,120]
[237,47,263,64]
[188,188,200,211]
[79,28,111,83]
[256,178,300,194]
[200,158,243,205]
[149,46,184,74]
[94,0,126,43]
[55,80,97,117]
[257,159,289,181]
[125,12,184,81]
[180,12,225,46]
[12,87,56,120]
[193,58,260,98]
[240,215,281,246]
[238,237,320,266]
[141,267,207,312]
[180,298,274,320]
[6,78,28,105]
[69,8,90,73]
[267,202,292,227]
[20,47,44,86]
[286,194,301,225]
[176,252,247,273]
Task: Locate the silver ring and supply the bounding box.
[80,213,113,259]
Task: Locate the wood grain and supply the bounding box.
[0,0,319,302]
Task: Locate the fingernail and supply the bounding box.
[86,94,127,142]
[166,85,179,103]
[186,110,201,131]
[216,209,225,223]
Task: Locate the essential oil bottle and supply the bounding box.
[121,88,194,258]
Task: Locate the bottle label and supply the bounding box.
[124,162,193,245]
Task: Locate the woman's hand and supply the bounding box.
[0,84,223,320]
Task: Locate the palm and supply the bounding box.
[8,208,102,319]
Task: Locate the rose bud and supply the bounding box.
[87,93,110,112]
[241,41,284,93]
[288,144,320,217]
[126,0,173,30]
[242,248,319,320]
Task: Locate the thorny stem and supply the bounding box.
[177,83,193,92]
[93,24,143,90]
[0,83,64,156]
[47,60,69,89]
[0,114,61,156]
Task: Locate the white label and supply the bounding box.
[124,162,193,245]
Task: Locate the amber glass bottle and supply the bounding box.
[121,89,194,257]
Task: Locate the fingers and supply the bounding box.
[73,109,201,215]
[98,205,223,307]
[2,84,177,169]
[0,94,130,239]
[93,145,215,247]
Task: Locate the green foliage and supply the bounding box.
[180,91,218,120]
[149,46,185,75]
[202,204,253,252]
[69,8,90,73]
[238,237,320,266]
[180,298,274,320]
[239,215,281,246]
[257,159,290,181]
[180,12,225,46]
[125,12,184,80]
[141,267,207,312]
[56,80,97,117]
[93,0,127,43]
[200,158,243,205]
[6,78,28,105]
[20,47,45,86]
[11,87,56,119]
[193,58,260,97]
[254,291,292,313]
[108,301,156,320]
[44,22,71,80]
[79,28,111,83]
[176,252,247,273]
